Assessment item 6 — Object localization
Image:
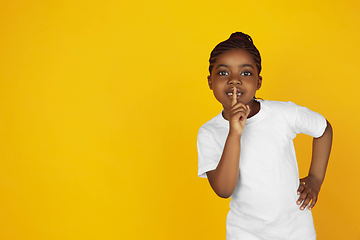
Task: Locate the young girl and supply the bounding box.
[197,32,333,240]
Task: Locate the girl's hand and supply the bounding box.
[228,87,250,136]
[296,175,322,210]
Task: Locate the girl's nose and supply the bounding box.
[229,78,241,85]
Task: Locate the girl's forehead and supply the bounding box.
[215,49,256,65]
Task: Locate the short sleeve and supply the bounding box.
[197,133,221,178]
[293,104,327,138]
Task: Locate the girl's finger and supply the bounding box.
[308,195,317,210]
[297,181,306,195]
[300,196,312,210]
[231,87,237,107]
[246,105,250,117]
[231,105,248,113]
[297,189,308,205]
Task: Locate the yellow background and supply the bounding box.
[1,0,359,239]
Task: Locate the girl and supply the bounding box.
[197,32,333,240]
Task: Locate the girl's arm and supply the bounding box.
[206,88,249,198]
[206,131,241,198]
[297,120,333,210]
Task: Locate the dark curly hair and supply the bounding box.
[209,32,262,75]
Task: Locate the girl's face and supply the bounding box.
[208,48,262,117]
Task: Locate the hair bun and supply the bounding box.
[230,32,244,38]
[229,32,253,44]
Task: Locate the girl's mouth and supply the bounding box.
[227,92,242,100]
[227,92,242,96]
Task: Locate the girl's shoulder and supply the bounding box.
[260,100,298,114]
[257,100,302,126]
[261,99,297,108]
[198,112,228,135]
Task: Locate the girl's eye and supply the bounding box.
[218,71,229,76]
[241,72,251,76]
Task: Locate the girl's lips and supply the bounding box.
[227,92,242,96]
[227,92,242,99]
[227,87,242,99]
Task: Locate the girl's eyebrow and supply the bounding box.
[240,64,255,69]
[215,64,229,69]
[215,64,255,69]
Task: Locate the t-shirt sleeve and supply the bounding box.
[197,131,221,178]
[292,104,327,138]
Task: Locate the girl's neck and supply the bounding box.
[247,99,260,119]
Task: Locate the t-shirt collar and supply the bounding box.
[217,100,267,127]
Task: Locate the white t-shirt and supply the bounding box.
[197,100,327,240]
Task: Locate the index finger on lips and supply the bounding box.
[231,87,237,107]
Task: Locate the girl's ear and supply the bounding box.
[257,76,262,90]
[207,75,213,90]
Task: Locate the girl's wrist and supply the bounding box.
[307,173,324,185]
[228,129,242,138]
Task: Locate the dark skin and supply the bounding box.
[206,49,333,210]
[297,123,332,210]
[206,49,262,198]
